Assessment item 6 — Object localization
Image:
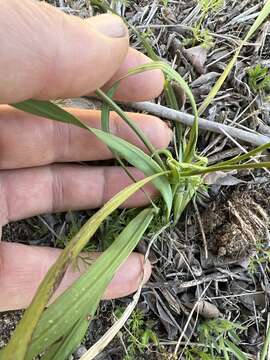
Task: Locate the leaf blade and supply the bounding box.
[0,174,163,360]
[198,0,270,114]
[26,208,155,359]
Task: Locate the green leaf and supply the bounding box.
[126,61,198,163]
[98,85,160,209]
[214,141,270,167]
[11,100,172,216]
[42,317,89,360]
[26,208,155,359]
[181,161,270,177]
[173,182,197,225]
[90,127,172,217]
[199,0,270,114]
[224,339,248,360]
[97,88,159,159]
[164,80,183,161]
[13,100,86,129]
[0,174,163,360]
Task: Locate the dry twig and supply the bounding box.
[128,101,270,147]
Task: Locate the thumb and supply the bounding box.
[0,0,129,104]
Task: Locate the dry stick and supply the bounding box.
[128,102,270,147]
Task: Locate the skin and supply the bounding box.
[0,0,172,311]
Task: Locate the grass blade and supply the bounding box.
[96,88,159,159]
[224,339,248,360]
[42,317,89,360]
[81,286,142,360]
[125,61,198,163]
[212,141,270,167]
[11,100,172,216]
[199,0,270,114]
[181,161,270,177]
[90,127,172,217]
[99,86,159,208]
[13,100,86,129]
[164,80,184,161]
[26,208,155,359]
[0,174,163,360]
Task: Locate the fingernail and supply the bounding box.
[90,14,128,38]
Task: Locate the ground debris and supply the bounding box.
[201,183,270,263]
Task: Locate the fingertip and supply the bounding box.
[103,252,152,300]
[103,48,165,101]
[143,114,173,149]
[87,13,128,39]
[127,113,172,150]
[0,2,130,103]
[142,257,152,285]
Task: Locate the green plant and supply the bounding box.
[184,319,247,360]
[248,242,270,274]
[248,64,270,93]
[183,27,214,49]
[183,0,224,49]
[55,212,95,252]
[115,307,159,358]
[2,2,270,360]
[199,0,224,14]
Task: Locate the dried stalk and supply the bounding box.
[128,101,270,147]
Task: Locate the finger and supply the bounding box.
[0,106,172,169]
[100,47,164,102]
[0,165,158,224]
[0,1,128,103]
[0,242,151,311]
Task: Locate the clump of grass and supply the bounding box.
[248,64,270,94]
[199,0,224,13]
[184,319,247,360]
[183,27,214,49]
[183,0,224,48]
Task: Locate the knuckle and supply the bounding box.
[0,175,8,226]
[50,166,65,213]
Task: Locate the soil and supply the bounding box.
[203,183,270,261]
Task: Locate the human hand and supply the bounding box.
[0,0,171,311]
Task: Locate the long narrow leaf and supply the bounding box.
[125,61,198,162]
[11,100,172,216]
[0,174,163,360]
[181,161,270,177]
[213,141,270,167]
[87,127,172,217]
[199,0,270,114]
[42,317,89,360]
[96,88,159,158]
[13,100,86,129]
[26,208,155,359]
[99,86,158,208]
[224,339,248,360]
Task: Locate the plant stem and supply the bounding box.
[96,90,166,170]
[261,316,270,360]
